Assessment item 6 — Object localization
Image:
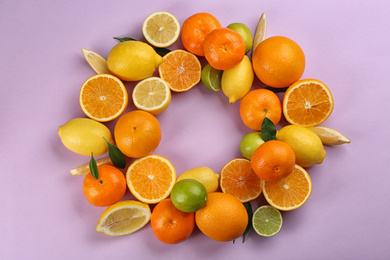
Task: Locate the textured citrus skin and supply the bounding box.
[181,13,222,56]
[239,88,282,131]
[83,165,127,207]
[114,110,161,158]
[203,28,246,70]
[252,36,305,88]
[58,117,114,156]
[195,192,248,242]
[151,199,195,244]
[250,140,296,182]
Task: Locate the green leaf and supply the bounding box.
[103,137,126,169]
[89,153,99,180]
[242,202,253,243]
[261,116,277,142]
[113,37,137,42]
[154,47,171,57]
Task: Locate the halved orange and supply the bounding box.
[220,158,262,203]
[261,164,312,211]
[126,154,176,204]
[79,74,128,122]
[283,79,334,127]
[158,49,201,92]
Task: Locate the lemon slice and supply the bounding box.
[132,77,171,115]
[309,126,351,145]
[95,200,151,236]
[81,48,111,74]
[142,11,180,48]
[252,12,266,54]
[70,157,112,176]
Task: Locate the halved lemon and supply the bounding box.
[132,77,171,115]
[142,11,180,48]
[309,126,351,145]
[79,74,128,122]
[95,200,151,236]
[81,48,111,74]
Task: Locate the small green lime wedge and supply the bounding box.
[252,205,283,237]
[201,64,223,92]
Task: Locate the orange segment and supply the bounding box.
[79,74,128,122]
[220,158,262,203]
[126,155,176,204]
[158,50,201,92]
[261,164,312,211]
[283,79,334,127]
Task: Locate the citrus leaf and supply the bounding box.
[154,47,171,56]
[89,153,99,180]
[113,37,136,42]
[261,117,277,142]
[242,202,253,243]
[103,137,126,169]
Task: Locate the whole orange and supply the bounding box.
[114,110,161,158]
[250,140,296,182]
[203,28,246,70]
[239,88,282,131]
[83,164,127,207]
[195,192,248,242]
[252,36,305,88]
[151,198,195,244]
[181,13,222,56]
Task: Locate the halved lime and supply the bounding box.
[201,64,223,92]
[252,205,283,237]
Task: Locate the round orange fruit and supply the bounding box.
[83,164,127,207]
[195,192,248,242]
[114,110,161,158]
[250,140,296,182]
[203,28,246,70]
[239,88,282,131]
[151,198,195,244]
[181,13,222,56]
[252,36,305,88]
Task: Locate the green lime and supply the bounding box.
[201,64,223,92]
[252,205,283,237]
[227,23,253,54]
[239,131,265,159]
[170,179,208,213]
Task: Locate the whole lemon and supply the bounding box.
[276,125,326,167]
[177,167,219,193]
[221,55,254,104]
[58,118,114,156]
[107,41,163,81]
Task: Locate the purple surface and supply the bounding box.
[1,0,389,259]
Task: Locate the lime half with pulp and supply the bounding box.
[201,64,223,92]
[252,205,283,237]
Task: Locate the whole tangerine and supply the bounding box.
[151,198,195,244]
[83,164,127,207]
[252,36,305,88]
[239,88,282,131]
[203,28,246,70]
[181,13,222,56]
[114,110,161,158]
[195,192,248,242]
[250,140,296,182]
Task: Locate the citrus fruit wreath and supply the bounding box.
[59,11,350,243]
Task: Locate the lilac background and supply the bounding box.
[1,0,389,259]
